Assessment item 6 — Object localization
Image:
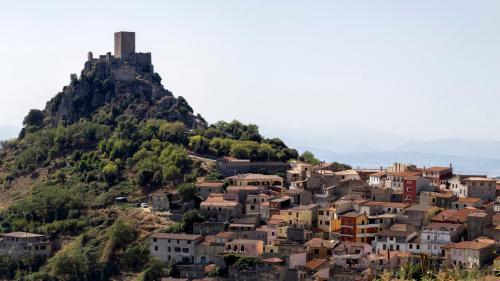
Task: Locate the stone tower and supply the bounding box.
[114,31,135,60]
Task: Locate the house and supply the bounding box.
[422,166,453,186]
[449,176,496,202]
[402,176,431,204]
[419,191,455,208]
[358,201,409,216]
[331,242,373,270]
[452,197,482,209]
[304,238,338,259]
[196,181,224,199]
[227,173,284,187]
[384,172,421,191]
[200,195,243,222]
[224,239,264,257]
[0,232,50,258]
[368,171,387,187]
[404,204,441,228]
[149,190,172,211]
[420,222,465,256]
[339,212,380,243]
[431,208,485,224]
[373,229,417,252]
[286,161,313,185]
[317,206,342,233]
[443,238,496,269]
[280,204,320,227]
[334,169,361,181]
[150,233,203,264]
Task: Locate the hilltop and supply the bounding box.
[0,32,300,281]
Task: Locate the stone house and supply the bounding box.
[452,197,482,210]
[200,196,243,222]
[226,173,283,187]
[404,204,441,228]
[0,232,50,258]
[449,176,496,202]
[419,191,455,208]
[224,239,264,257]
[368,171,387,188]
[195,181,224,199]
[422,166,453,186]
[304,238,338,259]
[442,238,496,269]
[280,204,319,227]
[150,233,203,264]
[149,190,172,211]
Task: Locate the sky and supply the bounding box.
[1,0,500,143]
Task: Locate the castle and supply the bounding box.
[84,31,154,81]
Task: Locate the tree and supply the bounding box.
[177,183,197,201]
[188,135,209,154]
[299,151,320,165]
[102,162,119,185]
[23,109,45,128]
[181,210,205,233]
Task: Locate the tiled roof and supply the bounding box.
[151,233,202,240]
[377,229,413,238]
[431,209,484,223]
[196,182,224,188]
[305,258,327,270]
[226,173,282,181]
[2,232,45,238]
[424,167,451,172]
[446,238,495,250]
[305,238,337,248]
[456,197,481,203]
[360,201,410,209]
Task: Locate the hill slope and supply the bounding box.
[0,45,298,280]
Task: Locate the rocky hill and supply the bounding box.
[0,33,299,281]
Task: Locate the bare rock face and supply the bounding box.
[42,56,204,129]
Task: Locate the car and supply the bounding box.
[140,203,148,208]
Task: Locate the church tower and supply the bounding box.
[114,31,135,60]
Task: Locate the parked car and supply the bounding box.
[140,203,148,208]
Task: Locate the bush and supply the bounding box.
[177,183,197,201]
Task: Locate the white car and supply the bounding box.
[140,203,148,208]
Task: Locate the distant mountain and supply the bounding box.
[398,138,500,159]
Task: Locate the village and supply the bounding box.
[4,156,500,280]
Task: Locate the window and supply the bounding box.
[168,247,171,252]
[153,238,157,242]
[154,246,158,251]
[175,247,181,252]
[183,248,189,253]
[241,245,245,251]
[187,240,191,244]
[314,249,319,254]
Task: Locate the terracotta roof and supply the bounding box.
[2,232,45,238]
[456,197,481,203]
[431,209,484,223]
[404,204,437,212]
[360,201,410,209]
[305,238,337,248]
[377,229,414,238]
[286,204,319,211]
[305,258,327,270]
[151,233,202,240]
[424,222,462,231]
[370,171,387,177]
[446,238,495,250]
[196,182,224,188]
[463,177,496,182]
[226,173,282,181]
[227,239,262,245]
[263,257,284,263]
[200,200,240,207]
[425,167,451,172]
[387,172,421,177]
[342,211,364,218]
[215,231,236,238]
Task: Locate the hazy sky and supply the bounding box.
[1,0,500,141]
